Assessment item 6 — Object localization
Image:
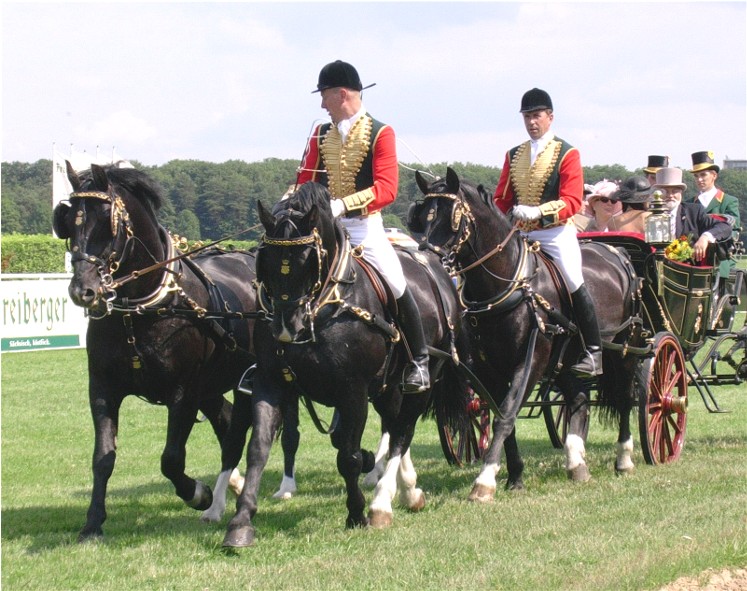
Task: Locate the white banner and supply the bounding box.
[1,274,88,353]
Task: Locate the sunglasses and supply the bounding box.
[596,197,618,204]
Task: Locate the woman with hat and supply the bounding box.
[689,151,741,282]
[652,167,732,264]
[607,176,653,234]
[294,60,430,393]
[583,179,622,232]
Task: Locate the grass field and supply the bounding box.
[2,348,746,590]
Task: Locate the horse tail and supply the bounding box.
[589,243,642,428]
[423,337,472,440]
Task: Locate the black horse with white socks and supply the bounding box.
[408,167,644,500]
[221,182,470,547]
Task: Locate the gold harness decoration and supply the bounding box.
[320,115,376,214]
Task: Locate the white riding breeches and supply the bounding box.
[339,212,407,298]
[524,223,585,292]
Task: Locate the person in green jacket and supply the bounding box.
[689,150,741,286]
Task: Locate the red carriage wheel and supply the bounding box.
[638,332,688,465]
[438,390,491,466]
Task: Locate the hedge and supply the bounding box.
[1,234,68,273]
[0,234,258,274]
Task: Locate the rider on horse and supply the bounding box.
[494,88,603,377]
[294,60,430,393]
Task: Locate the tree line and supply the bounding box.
[2,158,746,243]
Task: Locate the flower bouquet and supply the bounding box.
[664,234,694,263]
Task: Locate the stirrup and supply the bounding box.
[235,364,256,396]
[403,357,430,393]
[570,349,603,377]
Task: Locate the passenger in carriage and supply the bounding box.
[294,60,430,393]
[688,151,741,284]
[494,88,602,377]
[582,179,622,232]
[643,155,669,185]
[606,175,652,234]
[652,167,733,264]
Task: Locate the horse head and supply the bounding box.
[409,167,523,309]
[54,161,166,310]
[409,167,512,269]
[256,182,338,343]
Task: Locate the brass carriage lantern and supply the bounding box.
[644,190,673,245]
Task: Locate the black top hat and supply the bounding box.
[520,88,553,112]
[312,60,376,93]
[613,175,652,204]
[643,155,669,174]
[690,151,720,173]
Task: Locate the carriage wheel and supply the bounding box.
[542,388,590,449]
[638,332,688,465]
[438,390,491,466]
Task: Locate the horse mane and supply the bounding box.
[275,182,333,217]
[78,165,164,215]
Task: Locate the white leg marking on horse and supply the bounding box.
[474,462,500,489]
[201,469,231,522]
[565,434,587,471]
[615,437,635,473]
[396,449,423,509]
[369,454,401,515]
[228,467,245,496]
[272,473,297,500]
[362,432,390,488]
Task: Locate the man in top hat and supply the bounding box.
[689,151,741,281]
[295,60,430,393]
[652,167,732,263]
[607,176,653,234]
[643,155,669,184]
[494,88,602,376]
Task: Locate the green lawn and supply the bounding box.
[2,348,745,590]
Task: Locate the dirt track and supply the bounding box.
[657,568,747,591]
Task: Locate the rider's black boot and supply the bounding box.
[570,284,603,377]
[396,287,430,393]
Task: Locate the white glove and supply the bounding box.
[330,199,347,218]
[512,205,542,221]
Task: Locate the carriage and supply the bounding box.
[432,177,746,469]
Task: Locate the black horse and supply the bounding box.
[53,162,257,540]
[409,168,644,500]
[222,182,469,547]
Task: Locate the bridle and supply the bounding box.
[65,186,182,315]
[67,188,135,292]
[418,188,537,315]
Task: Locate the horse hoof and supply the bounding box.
[362,471,380,488]
[186,481,213,510]
[615,464,635,476]
[368,510,393,529]
[222,525,255,548]
[408,490,426,512]
[78,528,103,543]
[567,464,591,482]
[468,484,495,503]
[505,480,525,492]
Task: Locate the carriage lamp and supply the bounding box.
[644,190,673,245]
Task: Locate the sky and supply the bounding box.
[2,1,746,173]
